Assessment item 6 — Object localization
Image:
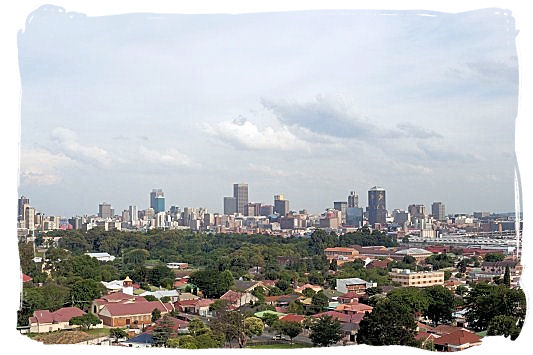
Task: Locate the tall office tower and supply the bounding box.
[98,202,112,219]
[24,205,35,231]
[121,210,130,222]
[367,186,387,226]
[348,191,359,208]
[129,205,138,223]
[274,194,290,216]
[144,208,155,221]
[334,201,348,224]
[18,196,30,220]
[408,204,427,220]
[393,209,410,225]
[432,202,446,221]
[260,205,274,216]
[224,196,237,215]
[346,207,364,227]
[169,206,181,219]
[150,189,165,213]
[233,183,248,214]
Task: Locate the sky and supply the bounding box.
[17,5,519,217]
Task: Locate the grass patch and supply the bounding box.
[83,327,111,337]
[248,343,312,349]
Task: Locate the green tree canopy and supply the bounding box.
[309,315,343,347]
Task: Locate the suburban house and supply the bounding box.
[220,290,258,309]
[335,301,373,315]
[174,298,214,317]
[139,289,180,302]
[145,316,189,334]
[324,247,360,265]
[390,269,444,287]
[232,280,264,292]
[85,252,116,262]
[481,260,522,276]
[101,276,134,295]
[336,278,376,294]
[91,292,173,327]
[279,314,306,324]
[29,307,89,333]
[294,283,323,294]
[433,329,482,351]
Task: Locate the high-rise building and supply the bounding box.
[334,201,348,224]
[408,204,427,220]
[98,203,112,219]
[348,191,359,208]
[274,195,290,216]
[367,186,387,226]
[346,207,364,227]
[260,205,274,216]
[393,209,410,226]
[121,210,130,223]
[24,205,35,231]
[233,183,248,215]
[432,202,446,221]
[224,196,237,215]
[150,189,165,213]
[18,196,30,220]
[129,205,138,223]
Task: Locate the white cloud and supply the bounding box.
[139,146,195,167]
[204,117,309,152]
[51,127,112,167]
[20,148,76,186]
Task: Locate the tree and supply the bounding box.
[190,269,234,298]
[261,312,280,327]
[281,321,303,344]
[487,315,521,340]
[189,319,210,336]
[309,315,343,347]
[310,291,329,314]
[302,287,317,298]
[123,248,149,265]
[288,300,305,315]
[357,299,417,346]
[329,259,338,271]
[152,308,161,322]
[110,328,127,343]
[484,253,505,262]
[387,287,429,315]
[423,286,455,326]
[152,315,177,346]
[69,279,105,309]
[69,313,101,330]
[244,316,264,340]
[144,295,157,302]
[148,265,175,287]
[465,284,526,331]
[503,266,511,287]
[457,260,467,273]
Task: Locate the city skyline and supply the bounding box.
[17,184,513,219]
[18,7,518,217]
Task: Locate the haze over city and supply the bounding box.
[18,7,518,216]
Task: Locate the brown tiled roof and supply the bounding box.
[433,329,482,346]
[144,316,189,333]
[434,324,462,335]
[220,290,243,302]
[280,314,306,323]
[31,307,85,324]
[335,302,373,313]
[103,301,173,317]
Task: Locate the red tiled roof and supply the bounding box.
[31,307,85,324]
[338,292,361,300]
[434,324,462,335]
[197,299,214,308]
[433,329,482,347]
[22,273,33,283]
[335,302,373,313]
[102,292,135,301]
[220,290,243,302]
[415,332,439,342]
[313,311,350,323]
[145,316,189,333]
[280,314,306,323]
[103,301,173,317]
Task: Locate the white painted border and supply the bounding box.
[1,1,531,355]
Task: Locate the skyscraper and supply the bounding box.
[334,201,348,224]
[150,189,165,213]
[274,194,289,216]
[129,205,138,223]
[98,202,112,219]
[224,196,237,215]
[348,191,359,208]
[367,186,387,226]
[432,202,446,221]
[233,183,248,215]
[18,196,30,220]
[408,204,427,220]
